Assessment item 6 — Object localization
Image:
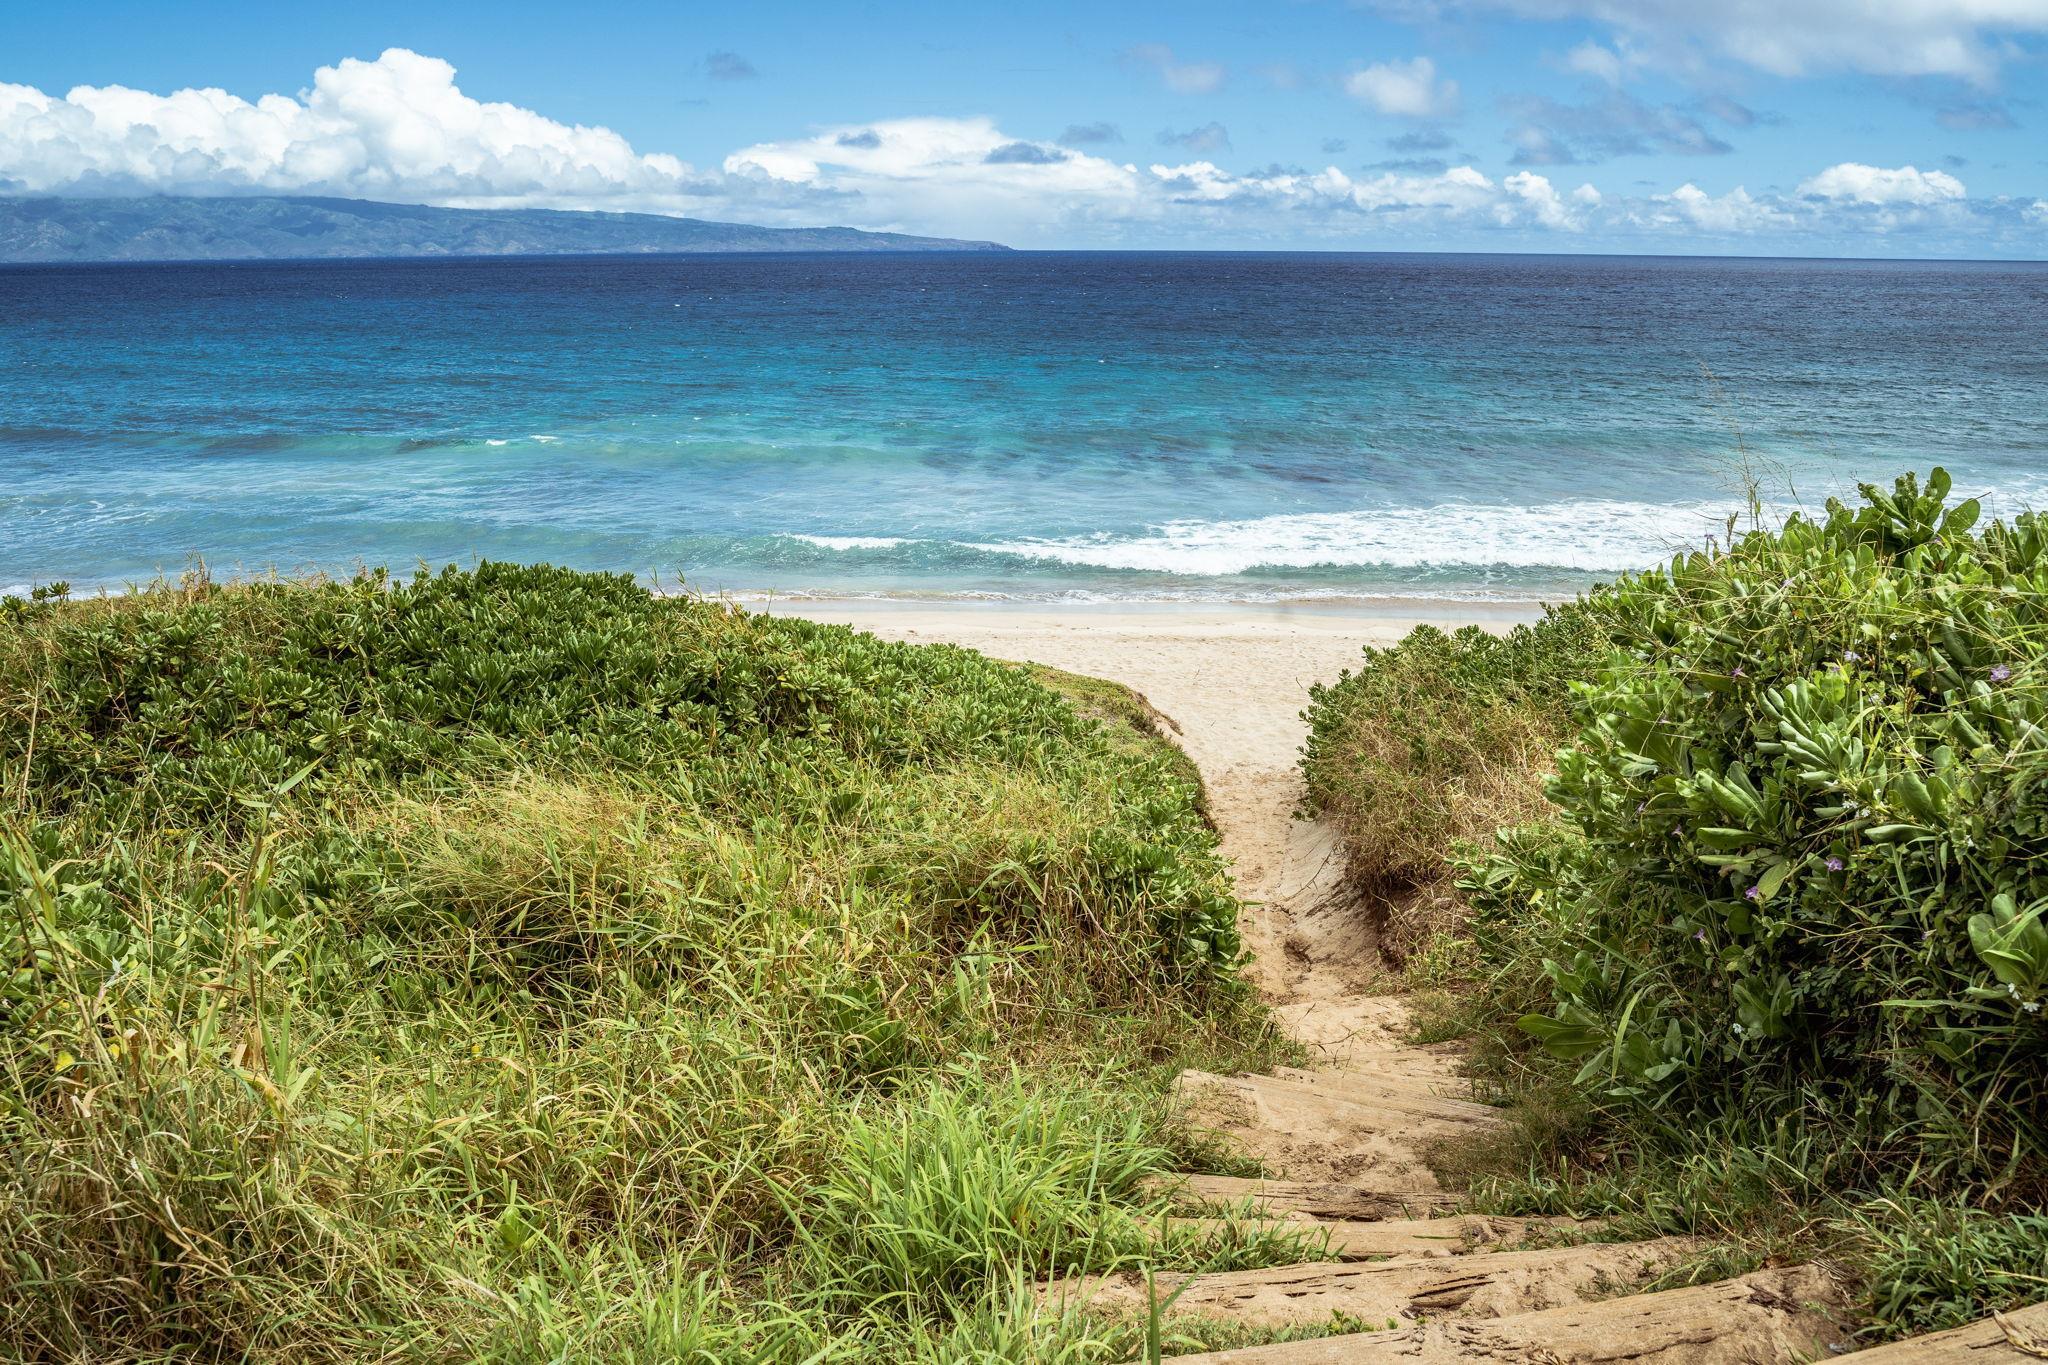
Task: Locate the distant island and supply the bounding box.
[0,195,1011,263]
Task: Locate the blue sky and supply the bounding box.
[3,0,2045,254]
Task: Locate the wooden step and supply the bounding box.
[1173,1070,1492,1185]
[1044,1237,1694,1329]
[1844,1300,2048,1360]
[1166,1213,1588,1259]
[1158,1264,1843,1363]
[1268,1065,1485,1110]
[1291,1043,1467,1070]
[1145,1174,1460,1221]
[1267,1047,1468,1086]
[1181,1069,1502,1128]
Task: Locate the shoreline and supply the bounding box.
[755,593,1548,635]
[8,568,1573,616]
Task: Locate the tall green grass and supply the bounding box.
[0,564,1293,1361]
[1300,604,1602,965]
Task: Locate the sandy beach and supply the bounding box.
[769,599,1544,1019]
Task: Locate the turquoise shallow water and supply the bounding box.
[4,251,2046,600]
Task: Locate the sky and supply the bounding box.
[1,0,2045,255]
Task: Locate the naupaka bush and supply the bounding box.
[1475,470,2048,1191]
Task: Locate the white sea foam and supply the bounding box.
[722,584,1546,604]
[962,499,1750,576]
[784,534,915,551]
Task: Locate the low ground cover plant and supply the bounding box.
[1305,471,2048,1337]
[0,564,1291,1361]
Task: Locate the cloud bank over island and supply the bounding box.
[2,47,2043,254]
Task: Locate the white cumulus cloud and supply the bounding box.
[1642,182,1793,233]
[1503,170,1589,228]
[1797,162,1967,205]
[728,119,1586,240]
[0,49,691,203]
[723,117,1145,239]
[1344,57,1461,118]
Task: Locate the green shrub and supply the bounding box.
[1477,470,2048,1193]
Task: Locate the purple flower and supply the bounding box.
[1745,885,1762,902]
[1991,664,2012,683]
[1693,929,1708,943]
[1825,856,1844,872]
[1732,666,1746,678]
[1842,650,1861,664]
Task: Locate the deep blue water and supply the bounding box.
[4,251,2046,600]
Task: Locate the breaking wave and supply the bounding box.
[898,499,1751,577]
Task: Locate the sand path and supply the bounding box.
[780,601,1861,1360]
[774,602,1524,1033]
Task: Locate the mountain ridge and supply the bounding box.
[0,195,1011,263]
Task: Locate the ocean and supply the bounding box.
[4,251,2046,602]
